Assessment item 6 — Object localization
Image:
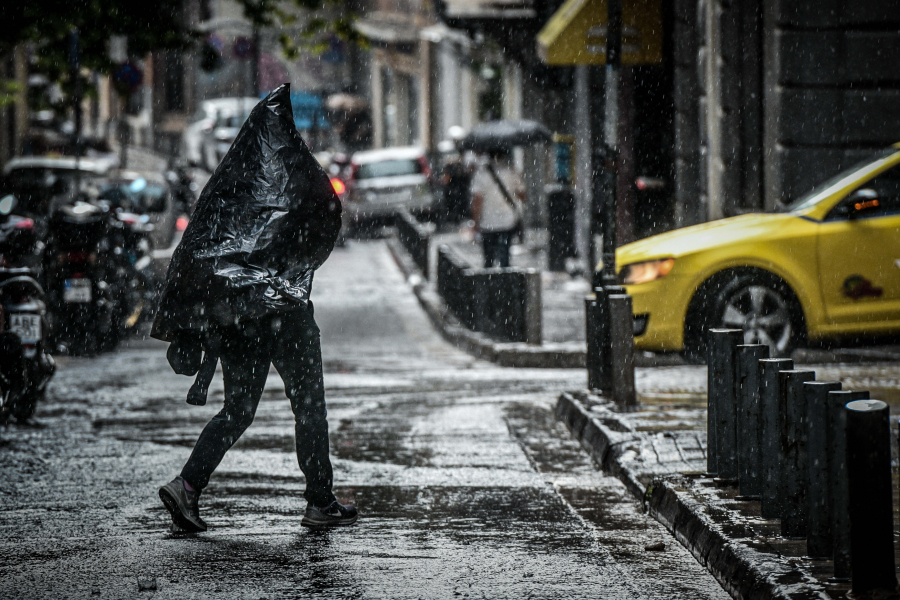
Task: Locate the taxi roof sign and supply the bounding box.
[537,0,662,65]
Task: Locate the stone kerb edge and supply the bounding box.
[557,391,830,600]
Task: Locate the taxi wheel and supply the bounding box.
[684,269,805,363]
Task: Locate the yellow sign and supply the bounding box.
[537,0,663,65]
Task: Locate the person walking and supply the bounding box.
[470,148,526,268]
[152,85,356,532]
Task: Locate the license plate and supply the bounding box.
[9,313,41,344]
[64,278,92,303]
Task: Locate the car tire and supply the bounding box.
[682,269,805,363]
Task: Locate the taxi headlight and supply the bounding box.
[619,258,675,285]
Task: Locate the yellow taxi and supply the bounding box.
[608,143,900,359]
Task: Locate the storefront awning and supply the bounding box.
[537,0,662,65]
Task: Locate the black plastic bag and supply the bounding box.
[151,84,341,346]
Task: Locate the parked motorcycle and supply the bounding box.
[0,194,55,424]
[43,198,121,355]
[107,209,156,333]
[166,160,198,216]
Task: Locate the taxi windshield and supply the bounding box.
[787,148,900,212]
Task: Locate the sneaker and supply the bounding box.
[301,500,358,528]
[159,477,207,533]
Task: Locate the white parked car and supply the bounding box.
[346,146,435,224]
[181,97,257,170]
[199,107,253,172]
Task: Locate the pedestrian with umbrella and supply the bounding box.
[460,120,551,268]
[153,84,357,532]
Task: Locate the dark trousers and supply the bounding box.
[180,305,335,507]
[481,230,512,268]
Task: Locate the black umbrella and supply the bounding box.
[457,119,552,152]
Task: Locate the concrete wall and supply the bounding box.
[674,0,900,222]
[764,0,900,208]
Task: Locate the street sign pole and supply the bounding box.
[601,0,622,289]
[70,28,82,198]
[585,0,634,405]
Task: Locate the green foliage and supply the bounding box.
[0,0,194,107]
[237,0,367,54]
[0,0,364,109]
[0,80,23,109]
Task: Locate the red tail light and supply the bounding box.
[417,156,432,179]
[14,218,34,230]
[330,178,346,196]
[66,251,90,263]
[176,216,189,231]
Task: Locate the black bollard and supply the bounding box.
[608,294,637,408]
[827,389,868,581]
[708,328,743,479]
[779,369,815,538]
[759,358,793,519]
[803,380,841,559]
[735,344,768,498]
[846,399,898,595]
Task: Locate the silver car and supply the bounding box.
[346,146,435,223]
[181,97,257,170]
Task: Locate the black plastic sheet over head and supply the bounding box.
[152,84,341,343]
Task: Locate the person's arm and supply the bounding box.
[513,171,527,205]
[471,192,484,230]
[470,169,485,229]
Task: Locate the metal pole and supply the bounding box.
[779,369,815,538]
[70,28,82,196]
[735,344,768,498]
[846,399,897,595]
[827,389,868,581]
[759,358,793,518]
[803,381,841,558]
[252,27,260,95]
[600,0,622,289]
[585,295,602,390]
[803,380,842,559]
[708,328,742,479]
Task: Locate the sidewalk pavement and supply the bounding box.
[431,227,590,344]
[391,224,900,369]
[556,360,900,600]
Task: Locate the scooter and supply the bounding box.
[0,194,55,424]
[108,209,156,333]
[166,160,198,216]
[43,198,121,355]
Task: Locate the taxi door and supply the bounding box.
[816,165,900,329]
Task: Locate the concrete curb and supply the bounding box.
[386,236,586,368]
[556,391,830,600]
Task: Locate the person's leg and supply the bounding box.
[179,337,270,491]
[481,232,498,268]
[497,230,511,268]
[270,307,335,508]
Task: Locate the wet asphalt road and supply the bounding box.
[0,241,729,599]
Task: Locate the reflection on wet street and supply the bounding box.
[0,241,729,599]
